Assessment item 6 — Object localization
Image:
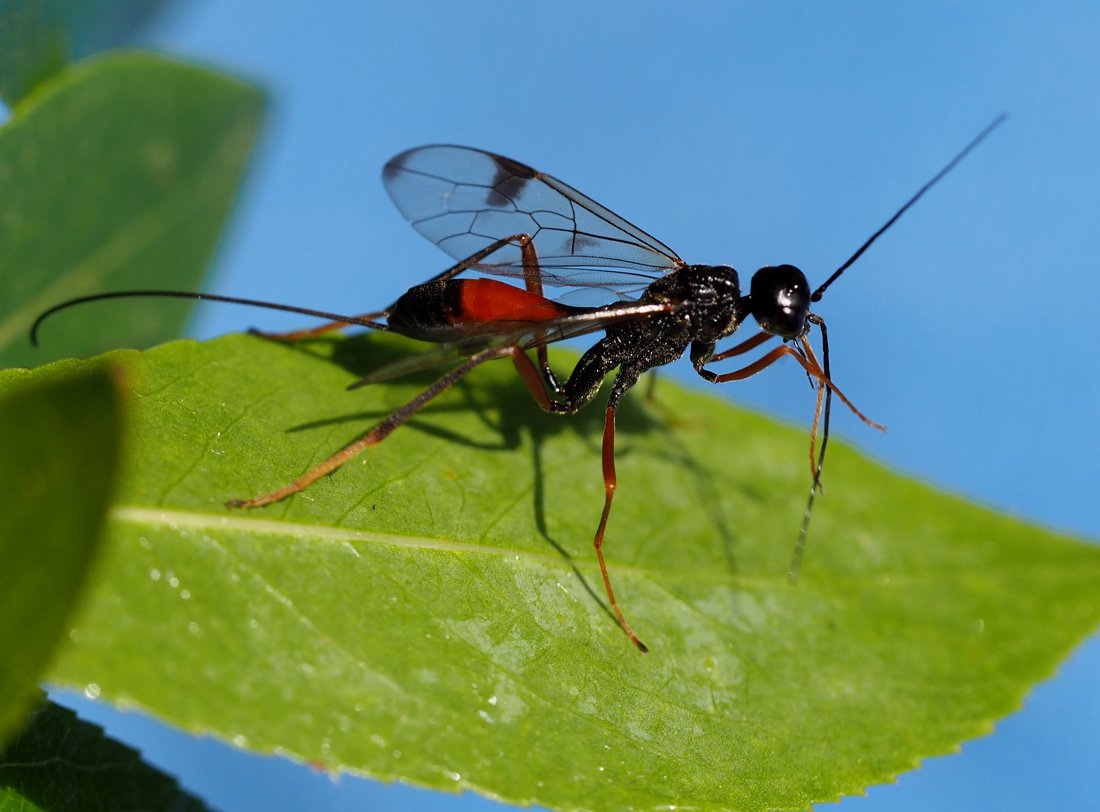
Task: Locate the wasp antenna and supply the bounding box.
[30,290,389,347]
[789,313,834,584]
[811,113,1007,303]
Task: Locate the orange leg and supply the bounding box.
[512,348,647,651]
[513,235,568,397]
[708,330,775,362]
[231,341,572,508]
[702,344,883,431]
[593,405,648,653]
[228,344,517,508]
[506,345,559,412]
[800,336,827,483]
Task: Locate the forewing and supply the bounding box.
[382,145,683,296]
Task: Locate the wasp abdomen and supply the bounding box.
[387,279,580,342]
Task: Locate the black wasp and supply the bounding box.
[33,116,1005,652]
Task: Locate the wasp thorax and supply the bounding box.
[749,264,811,339]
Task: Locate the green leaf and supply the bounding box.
[0,51,264,369]
[0,0,167,105]
[0,367,122,743]
[3,334,1098,811]
[0,699,206,811]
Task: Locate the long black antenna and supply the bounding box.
[30,290,389,347]
[811,113,1007,302]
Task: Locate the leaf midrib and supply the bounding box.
[110,506,1086,587]
[113,505,594,563]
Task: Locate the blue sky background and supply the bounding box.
[46,1,1099,809]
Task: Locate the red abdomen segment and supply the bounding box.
[387,279,581,343]
[456,279,572,323]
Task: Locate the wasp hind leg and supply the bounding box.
[227,344,520,508]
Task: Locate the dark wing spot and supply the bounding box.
[486,153,540,208]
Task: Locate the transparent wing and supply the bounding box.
[355,301,677,387]
[383,145,684,298]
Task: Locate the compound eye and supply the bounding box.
[750,264,811,339]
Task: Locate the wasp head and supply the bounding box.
[749,264,811,339]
